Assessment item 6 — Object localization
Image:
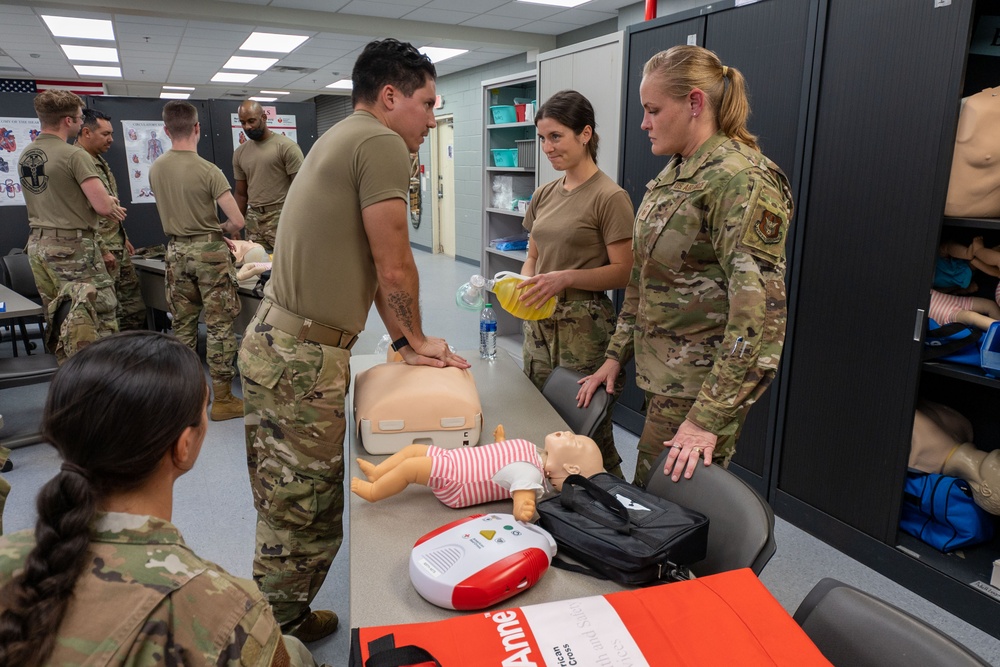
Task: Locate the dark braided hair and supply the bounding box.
[0,332,207,666]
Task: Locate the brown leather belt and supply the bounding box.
[259,299,358,350]
[558,288,602,301]
[250,202,283,214]
[33,228,93,239]
[170,232,224,243]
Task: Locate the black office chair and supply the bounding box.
[793,578,991,667]
[0,251,43,356]
[0,301,67,450]
[645,450,776,576]
[540,366,610,439]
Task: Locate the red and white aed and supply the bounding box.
[409,513,556,610]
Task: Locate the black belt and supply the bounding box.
[258,299,358,350]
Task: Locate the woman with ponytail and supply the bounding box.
[580,45,795,487]
[0,332,319,666]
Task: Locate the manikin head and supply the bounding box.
[542,431,604,491]
[948,444,1000,515]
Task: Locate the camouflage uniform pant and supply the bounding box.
[523,295,625,476]
[27,231,118,356]
[245,207,281,253]
[633,393,743,488]
[238,305,350,629]
[108,246,146,331]
[165,240,240,385]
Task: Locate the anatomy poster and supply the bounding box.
[121,119,172,203]
[0,116,42,207]
[231,113,298,150]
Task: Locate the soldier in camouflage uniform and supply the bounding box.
[18,90,125,358]
[239,39,468,642]
[0,446,9,535]
[518,91,634,476]
[149,101,246,421]
[0,333,322,667]
[233,100,304,253]
[580,46,794,487]
[77,108,146,331]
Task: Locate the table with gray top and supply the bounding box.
[347,352,623,630]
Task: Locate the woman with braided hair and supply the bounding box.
[0,331,319,666]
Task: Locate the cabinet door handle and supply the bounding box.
[914,308,925,342]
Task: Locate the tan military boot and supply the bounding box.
[288,610,339,642]
[210,381,244,421]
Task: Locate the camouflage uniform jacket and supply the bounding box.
[606,132,794,434]
[93,154,124,252]
[0,512,300,666]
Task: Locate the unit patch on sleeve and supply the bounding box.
[739,178,788,265]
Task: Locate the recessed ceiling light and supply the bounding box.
[260,90,290,95]
[160,92,191,100]
[240,32,309,54]
[249,96,278,102]
[74,65,121,78]
[419,47,468,64]
[42,15,115,41]
[224,56,278,71]
[60,44,119,63]
[326,79,352,90]
[212,72,257,83]
[163,85,195,91]
[516,0,590,6]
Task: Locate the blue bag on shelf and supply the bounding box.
[923,318,984,366]
[899,470,995,552]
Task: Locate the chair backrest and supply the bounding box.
[793,578,990,667]
[0,252,40,302]
[645,451,776,576]
[540,366,610,439]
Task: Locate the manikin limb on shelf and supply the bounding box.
[351,425,604,522]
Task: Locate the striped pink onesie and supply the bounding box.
[426,439,543,509]
[929,289,985,324]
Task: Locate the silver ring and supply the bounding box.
[671,444,682,450]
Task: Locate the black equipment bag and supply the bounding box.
[536,473,709,586]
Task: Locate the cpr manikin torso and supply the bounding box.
[910,400,1000,515]
[945,87,1000,218]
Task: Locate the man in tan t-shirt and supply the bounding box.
[149,100,245,421]
[233,100,304,252]
[238,39,468,642]
[19,89,126,359]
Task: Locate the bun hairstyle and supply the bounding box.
[0,332,207,667]
[643,45,758,151]
[534,89,600,165]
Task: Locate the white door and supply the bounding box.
[433,117,456,257]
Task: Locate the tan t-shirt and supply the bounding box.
[523,169,634,275]
[232,133,304,208]
[149,150,232,237]
[19,133,102,230]
[266,111,409,334]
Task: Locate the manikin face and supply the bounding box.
[639,74,695,157]
[969,449,1000,515]
[385,77,438,153]
[536,117,591,173]
[542,430,603,491]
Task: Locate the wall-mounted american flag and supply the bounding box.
[0,79,105,95]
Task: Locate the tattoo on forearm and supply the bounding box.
[388,291,416,334]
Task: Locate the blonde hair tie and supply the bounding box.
[722,65,729,77]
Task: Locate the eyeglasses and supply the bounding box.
[67,115,83,122]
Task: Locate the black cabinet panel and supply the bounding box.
[777,0,970,540]
[620,18,705,212]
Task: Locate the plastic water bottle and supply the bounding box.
[480,304,497,360]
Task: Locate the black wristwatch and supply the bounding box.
[390,336,409,352]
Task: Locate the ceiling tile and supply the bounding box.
[459,14,531,30]
[337,2,414,18]
[268,0,353,9]
[403,8,479,24]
